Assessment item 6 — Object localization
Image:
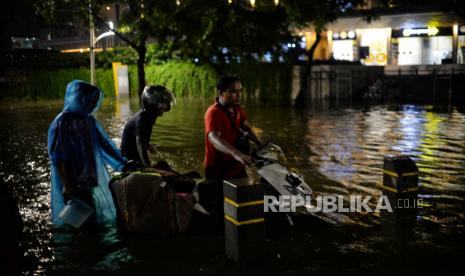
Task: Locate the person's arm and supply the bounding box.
[56,163,76,202]
[208,131,252,165]
[48,119,78,201]
[136,135,151,167]
[241,120,261,146]
[95,120,127,171]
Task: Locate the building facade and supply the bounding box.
[302,8,465,65]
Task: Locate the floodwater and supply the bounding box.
[1,98,464,275]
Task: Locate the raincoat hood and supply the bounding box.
[63,80,103,116]
[48,80,126,225]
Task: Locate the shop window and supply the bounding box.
[332,40,354,61]
[360,28,389,65]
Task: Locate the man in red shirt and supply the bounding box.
[204,75,261,180]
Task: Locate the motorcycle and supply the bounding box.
[251,142,313,225]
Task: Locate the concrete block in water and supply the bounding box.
[223,178,264,262]
[383,156,419,193]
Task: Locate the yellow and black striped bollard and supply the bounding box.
[223,178,264,262]
[382,156,419,219]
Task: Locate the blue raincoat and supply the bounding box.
[48,80,126,225]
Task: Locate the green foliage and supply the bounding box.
[33,0,367,98]
[127,61,292,103]
[146,43,177,65]
[128,65,139,97]
[224,63,293,103]
[96,47,139,69]
[128,61,217,98]
[1,61,292,102]
[1,69,114,100]
[95,68,116,96]
[95,43,178,69]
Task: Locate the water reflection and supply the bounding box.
[302,103,465,245]
[0,99,464,274]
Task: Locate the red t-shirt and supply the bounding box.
[204,102,248,179]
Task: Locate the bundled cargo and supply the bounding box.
[110,169,200,235]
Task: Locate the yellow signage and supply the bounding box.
[364,52,387,64]
[402,26,439,37]
[112,62,122,97]
[428,26,439,36]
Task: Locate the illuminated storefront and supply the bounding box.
[302,12,464,66]
[360,28,390,65]
[458,25,465,64]
[392,26,453,65]
[331,30,357,61]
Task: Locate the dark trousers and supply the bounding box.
[199,164,247,233]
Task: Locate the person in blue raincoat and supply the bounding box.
[48,80,127,225]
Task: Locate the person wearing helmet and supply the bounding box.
[120,85,175,167]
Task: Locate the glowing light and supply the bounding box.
[176,0,181,6]
[106,6,110,11]
[402,26,439,37]
[459,25,465,33]
[274,0,279,6]
[228,0,233,4]
[250,0,255,8]
[427,27,439,36]
[61,48,108,53]
[348,31,356,39]
[340,31,348,39]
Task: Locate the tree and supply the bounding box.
[34,0,294,92]
[34,0,367,100]
[169,0,291,70]
[34,0,180,98]
[279,0,365,106]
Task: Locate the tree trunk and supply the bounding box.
[294,32,322,107]
[136,44,147,103]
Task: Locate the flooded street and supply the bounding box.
[1,98,464,274]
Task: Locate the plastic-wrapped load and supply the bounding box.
[110,170,196,235]
[48,80,126,225]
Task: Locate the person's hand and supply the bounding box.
[62,185,77,204]
[232,151,253,166]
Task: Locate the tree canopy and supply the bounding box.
[33,0,367,94]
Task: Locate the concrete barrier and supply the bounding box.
[223,178,264,262]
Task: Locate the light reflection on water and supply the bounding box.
[302,104,465,228]
[1,99,464,274]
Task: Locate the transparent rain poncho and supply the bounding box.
[47,80,126,225]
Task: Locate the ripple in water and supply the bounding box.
[1,100,464,274]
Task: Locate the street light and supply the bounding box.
[90,21,115,84]
[94,22,115,46]
[89,2,115,84]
